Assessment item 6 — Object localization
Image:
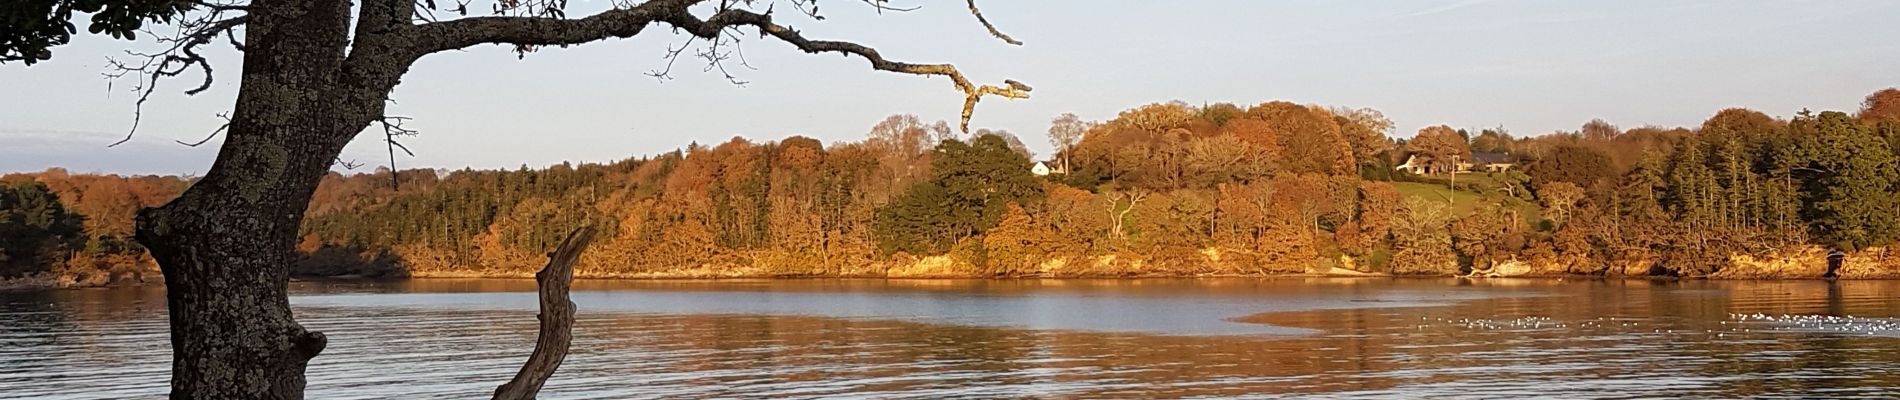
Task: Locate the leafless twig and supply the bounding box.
[103,2,249,147]
[176,112,233,147]
[380,116,420,190]
[644,36,696,81]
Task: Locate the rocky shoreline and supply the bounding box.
[7,245,1897,290]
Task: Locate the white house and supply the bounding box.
[1395,154,1431,174]
[1396,152,1518,175]
[1031,162,1053,176]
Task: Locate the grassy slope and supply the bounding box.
[1391,181,1543,225]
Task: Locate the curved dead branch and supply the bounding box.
[493,226,596,400]
[400,0,1029,132]
[668,8,1030,132]
[965,0,1020,46]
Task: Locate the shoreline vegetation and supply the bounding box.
[6,90,1900,288]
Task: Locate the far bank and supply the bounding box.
[10,244,1899,290]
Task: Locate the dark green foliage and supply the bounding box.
[1615,152,1669,224]
[1529,145,1616,190]
[0,182,85,275]
[1665,136,1720,228]
[1,0,195,64]
[873,183,955,255]
[301,161,626,268]
[1876,121,1900,158]
[1358,155,1397,181]
[1787,111,1900,250]
[874,135,1045,255]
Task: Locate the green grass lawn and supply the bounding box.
[1391,181,1544,226]
[1393,182,1479,211]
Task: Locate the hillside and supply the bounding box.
[5,91,1900,285]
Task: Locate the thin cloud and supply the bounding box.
[0,128,126,146]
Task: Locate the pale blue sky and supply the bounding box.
[3,0,1897,175]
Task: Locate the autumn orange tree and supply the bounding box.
[1248,101,1355,175]
[1331,107,1396,174]
[1862,88,1900,156]
[4,0,1031,397]
[1405,125,1470,175]
[1465,128,1506,154]
[17,87,1900,288]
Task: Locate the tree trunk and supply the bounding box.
[137,113,356,398]
[133,0,363,398]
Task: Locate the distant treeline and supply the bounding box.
[3,88,1898,282]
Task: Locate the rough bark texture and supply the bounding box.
[493,227,596,400]
[134,0,366,398]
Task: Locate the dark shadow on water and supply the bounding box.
[292,244,411,279]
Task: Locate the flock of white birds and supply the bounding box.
[1412,313,1900,338]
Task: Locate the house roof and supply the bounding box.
[1471,152,1516,164]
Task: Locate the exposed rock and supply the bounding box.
[1524,258,1570,277]
[1462,259,1532,278]
[1711,246,1828,279]
[1560,256,1608,276]
[884,255,980,278]
[1492,260,1532,277]
[1200,247,1222,264]
[1392,259,1457,276]
[1318,266,1389,277]
[0,273,58,290]
[1612,258,1660,277]
[1317,255,1388,276]
[1333,255,1365,274]
[1838,247,1900,279]
[1034,257,1069,276]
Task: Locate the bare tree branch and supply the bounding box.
[399,0,678,52]
[665,7,1030,131]
[643,35,695,81]
[177,112,233,147]
[644,24,755,84]
[103,10,249,147]
[398,0,1029,132]
[193,1,249,12]
[492,226,596,400]
[964,0,1020,45]
[379,116,420,190]
[694,27,751,85]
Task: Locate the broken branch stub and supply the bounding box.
[493,226,596,400]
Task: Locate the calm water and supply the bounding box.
[3,278,1899,399]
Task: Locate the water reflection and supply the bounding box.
[293,278,1538,336]
[2,279,1897,399]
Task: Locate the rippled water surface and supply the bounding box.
[4,278,1900,399]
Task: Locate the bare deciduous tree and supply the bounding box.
[1047,113,1088,172]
